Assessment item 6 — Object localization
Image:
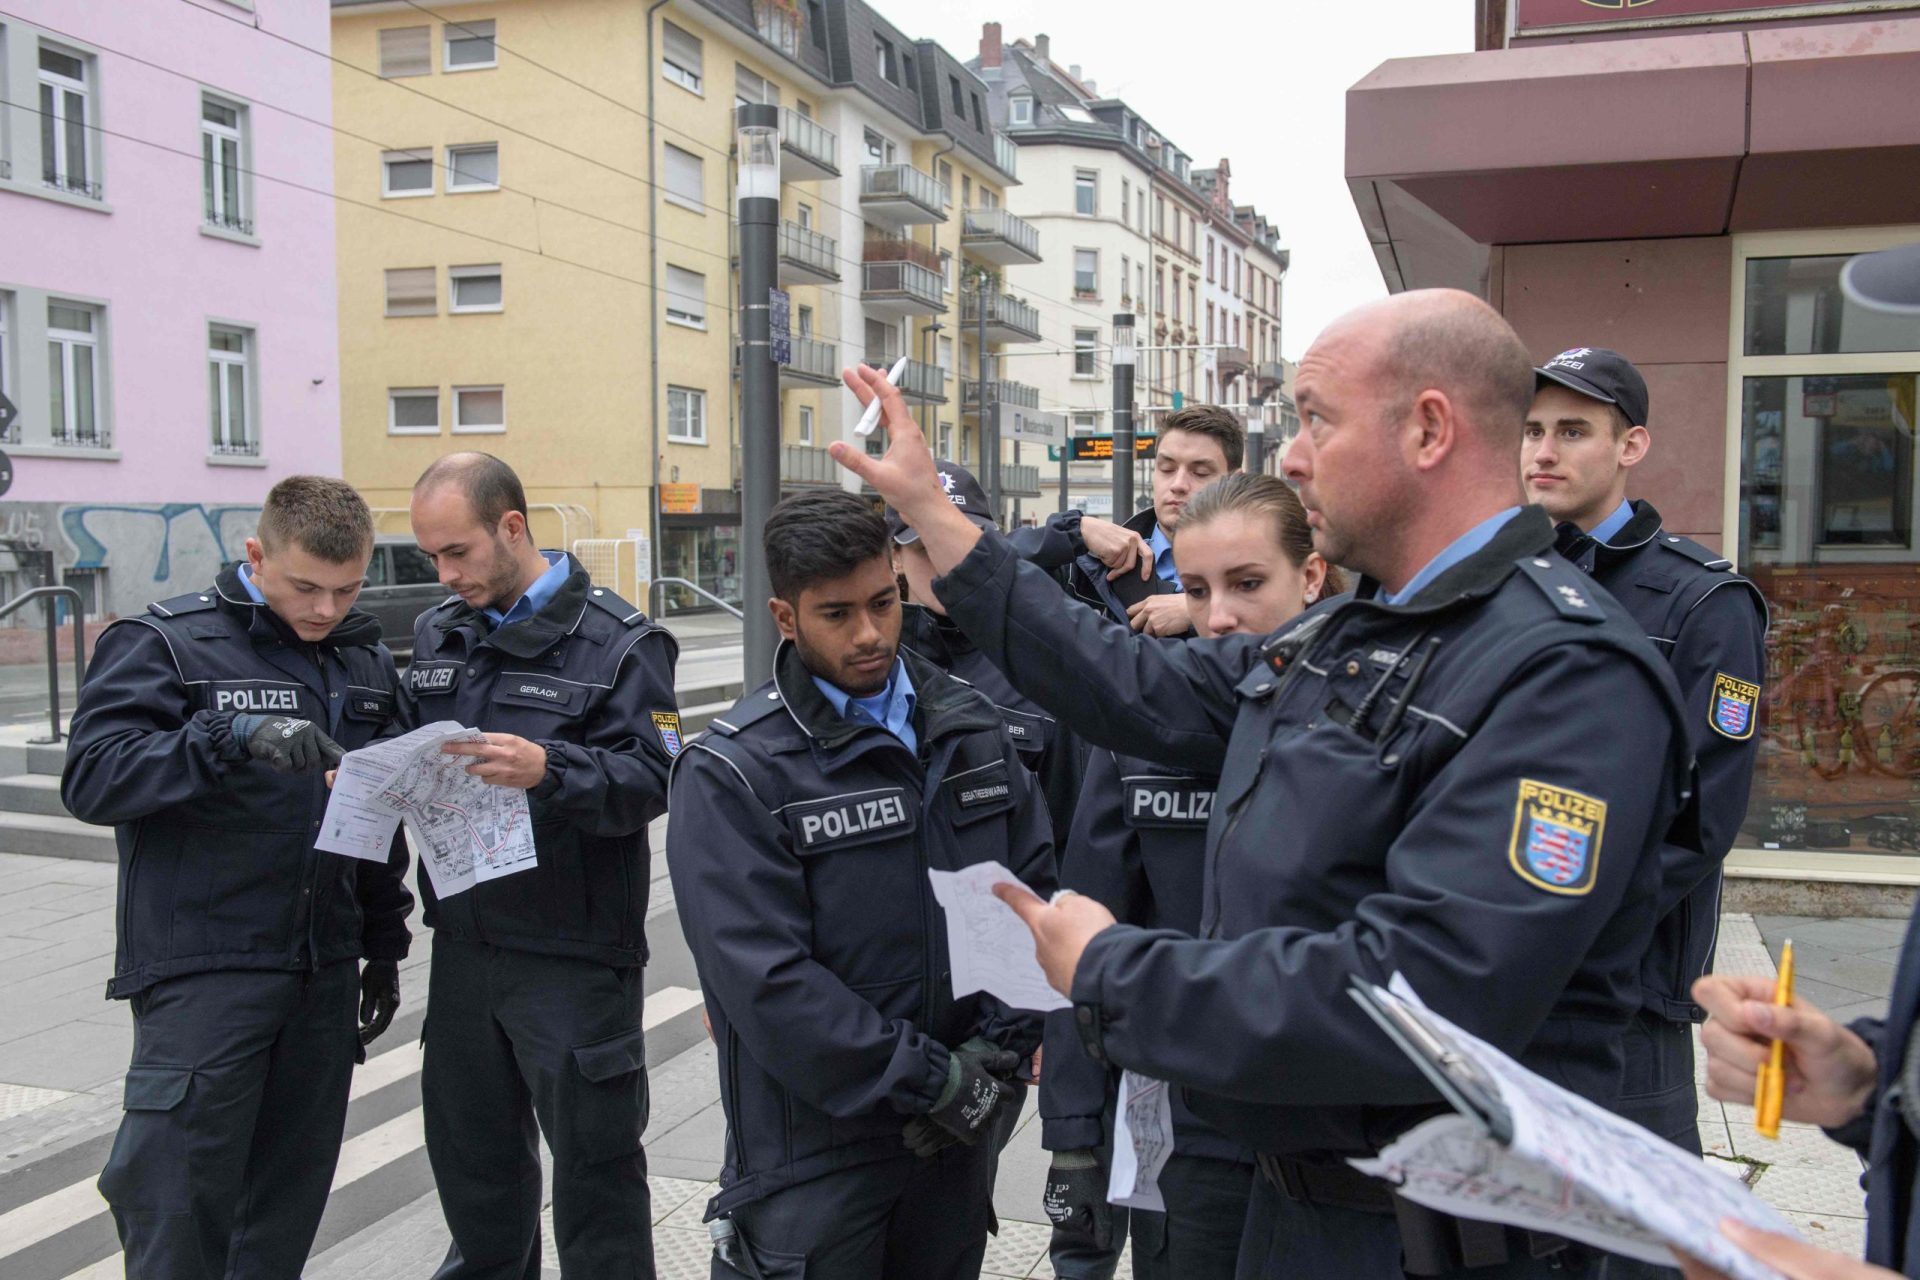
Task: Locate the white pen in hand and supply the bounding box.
[855,356,911,437]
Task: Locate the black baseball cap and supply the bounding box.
[1842,243,1920,315]
[884,459,996,545]
[1534,347,1649,428]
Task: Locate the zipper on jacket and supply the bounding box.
[1204,747,1266,939]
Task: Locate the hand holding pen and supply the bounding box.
[1692,964,1879,1132]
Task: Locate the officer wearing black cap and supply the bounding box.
[834,289,1693,1278]
[667,489,1055,1279]
[64,476,412,1278]
[404,453,678,1280]
[1525,350,1766,1187]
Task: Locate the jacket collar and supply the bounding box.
[432,553,592,659]
[899,602,974,666]
[1122,505,1161,541]
[212,562,382,651]
[1556,499,1665,571]
[1354,506,1557,613]
[772,638,999,755]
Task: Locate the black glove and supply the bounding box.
[1043,1150,1112,1247]
[358,959,400,1047]
[231,714,346,774]
[904,1038,1021,1158]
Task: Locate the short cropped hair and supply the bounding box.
[765,491,890,601]
[1162,405,1246,471]
[256,476,374,564]
[413,452,529,528]
[1380,300,1537,446]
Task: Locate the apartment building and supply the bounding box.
[0,0,342,618]
[332,0,1037,612]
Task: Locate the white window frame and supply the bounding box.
[443,19,496,72]
[1009,95,1032,126]
[47,299,103,444]
[453,384,506,434]
[1723,224,1920,884]
[200,94,250,235]
[38,42,96,198]
[208,323,255,456]
[0,291,14,441]
[448,264,503,314]
[1071,412,1097,437]
[388,387,441,435]
[799,405,814,446]
[1074,169,1097,217]
[662,20,703,95]
[1074,248,1098,299]
[662,142,704,213]
[734,63,778,110]
[445,143,499,193]
[1072,327,1098,379]
[664,265,706,330]
[667,385,707,444]
[382,148,434,198]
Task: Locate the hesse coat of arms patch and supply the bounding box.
[1710,672,1758,741]
[1508,779,1607,896]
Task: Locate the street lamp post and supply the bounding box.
[736,103,780,688]
[1111,313,1136,519]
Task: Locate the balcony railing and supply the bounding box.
[780,108,838,181]
[859,164,947,224]
[961,379,1041,413]
[43,172,102,200]
[1003,463,1041,497]
[778,221,839,283]
[1216,345,1251,378]
[781,335,840,386]
[861,260,944,315]
[960,207,1041,266]
[993,130,1018,180]
[211,438,261,457]
[961,290,1041,343]
[866,354,946,403]
[781,444,838,486]
[50,426,112,449]
[753,0,803,57]
[1255,360,1286,392]
[206,211,255,236]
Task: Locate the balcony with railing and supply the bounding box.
[781,107,838,182]
[993,131,1018,180]
[865,354,946,404]
[1216,346,1251,380]
[210,438,261,458]
[43,171,102,201]
[1002,463,1041,497]
[1255,360,1286,393]
[859,164,947,227]
[206,211,255,237]
[960,207,1041,267]
[780,335,839,388]
[861,246,945,317]
[961,290,1042,343]
[781,444,839,486]
[753,0,804,59]
[961,379,1041,416]
[778,221,839,286]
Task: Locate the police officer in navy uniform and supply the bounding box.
[64,476,412,1279]
[1523,351,1767,1220]
[667,490,1055,1279]
[833,288,1693,1278]
[402,454,678,1280]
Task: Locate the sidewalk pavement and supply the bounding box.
[0,847,1891,1278]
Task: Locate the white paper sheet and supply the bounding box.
[1349,979,1801,1280]
[318,721,538,898]
[926,862,1071,1012]
[1108,1070,1175,1211]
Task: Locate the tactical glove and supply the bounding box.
[231,714,347,774]
[1043,1150,1112,1248]
[358,959,400,1047]
[904,1037,1021,1158]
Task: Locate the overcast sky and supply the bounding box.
[916,0,1476,359]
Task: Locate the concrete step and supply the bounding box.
[0,810,115,862]
[22,739,67,777]
[0,772,70,817]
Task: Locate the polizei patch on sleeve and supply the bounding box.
[784,787,917,852]
[1507,779,1606,896]
[1710,672,1759,741]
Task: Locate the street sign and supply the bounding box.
[0,390,16,437]
[1006,407,1063,447]
[1053,434,1158,462]
[769,288,792,366]
[0,450,13,499]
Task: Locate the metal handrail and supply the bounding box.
[0,586,87,743]
[650,577,744,620]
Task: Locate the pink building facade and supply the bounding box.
[0,0,340,618]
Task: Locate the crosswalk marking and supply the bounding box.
[16,986,707,1280]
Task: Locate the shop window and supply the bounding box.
[1735,232,1920,860]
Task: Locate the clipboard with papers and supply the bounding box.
[1344,974,1802,1280]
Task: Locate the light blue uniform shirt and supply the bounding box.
[1381,507,1522,606]
[1147,525,1182,589]
[484,551,568,628]
[813,658,918,756]
[237,563,267,604]
[1587,499,1635,546]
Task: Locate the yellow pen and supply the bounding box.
[1754,939,1794,1139]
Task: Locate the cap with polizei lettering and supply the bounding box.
[1842,243,1920,316]
[1534,347,1650,428]
[885,459,996,545]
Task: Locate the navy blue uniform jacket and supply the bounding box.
[666,641,1056,1214]
[63,564,413,998]
[934,506,1691,1157]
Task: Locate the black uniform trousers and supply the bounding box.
[1131,1155,1254,1280]
[98,960,360,1280]
[714,1143,1000,1280]
[1049,1208,1131,1280]
[1592,1009,1697,1280]
[423,939,653,1280]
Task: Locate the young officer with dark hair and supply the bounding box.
[667,489,1056,1279]
[64,476,413,1279]
[404,452,679,1280]
[1523,351,1767,1276]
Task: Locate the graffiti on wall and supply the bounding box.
[0,501,262,619]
